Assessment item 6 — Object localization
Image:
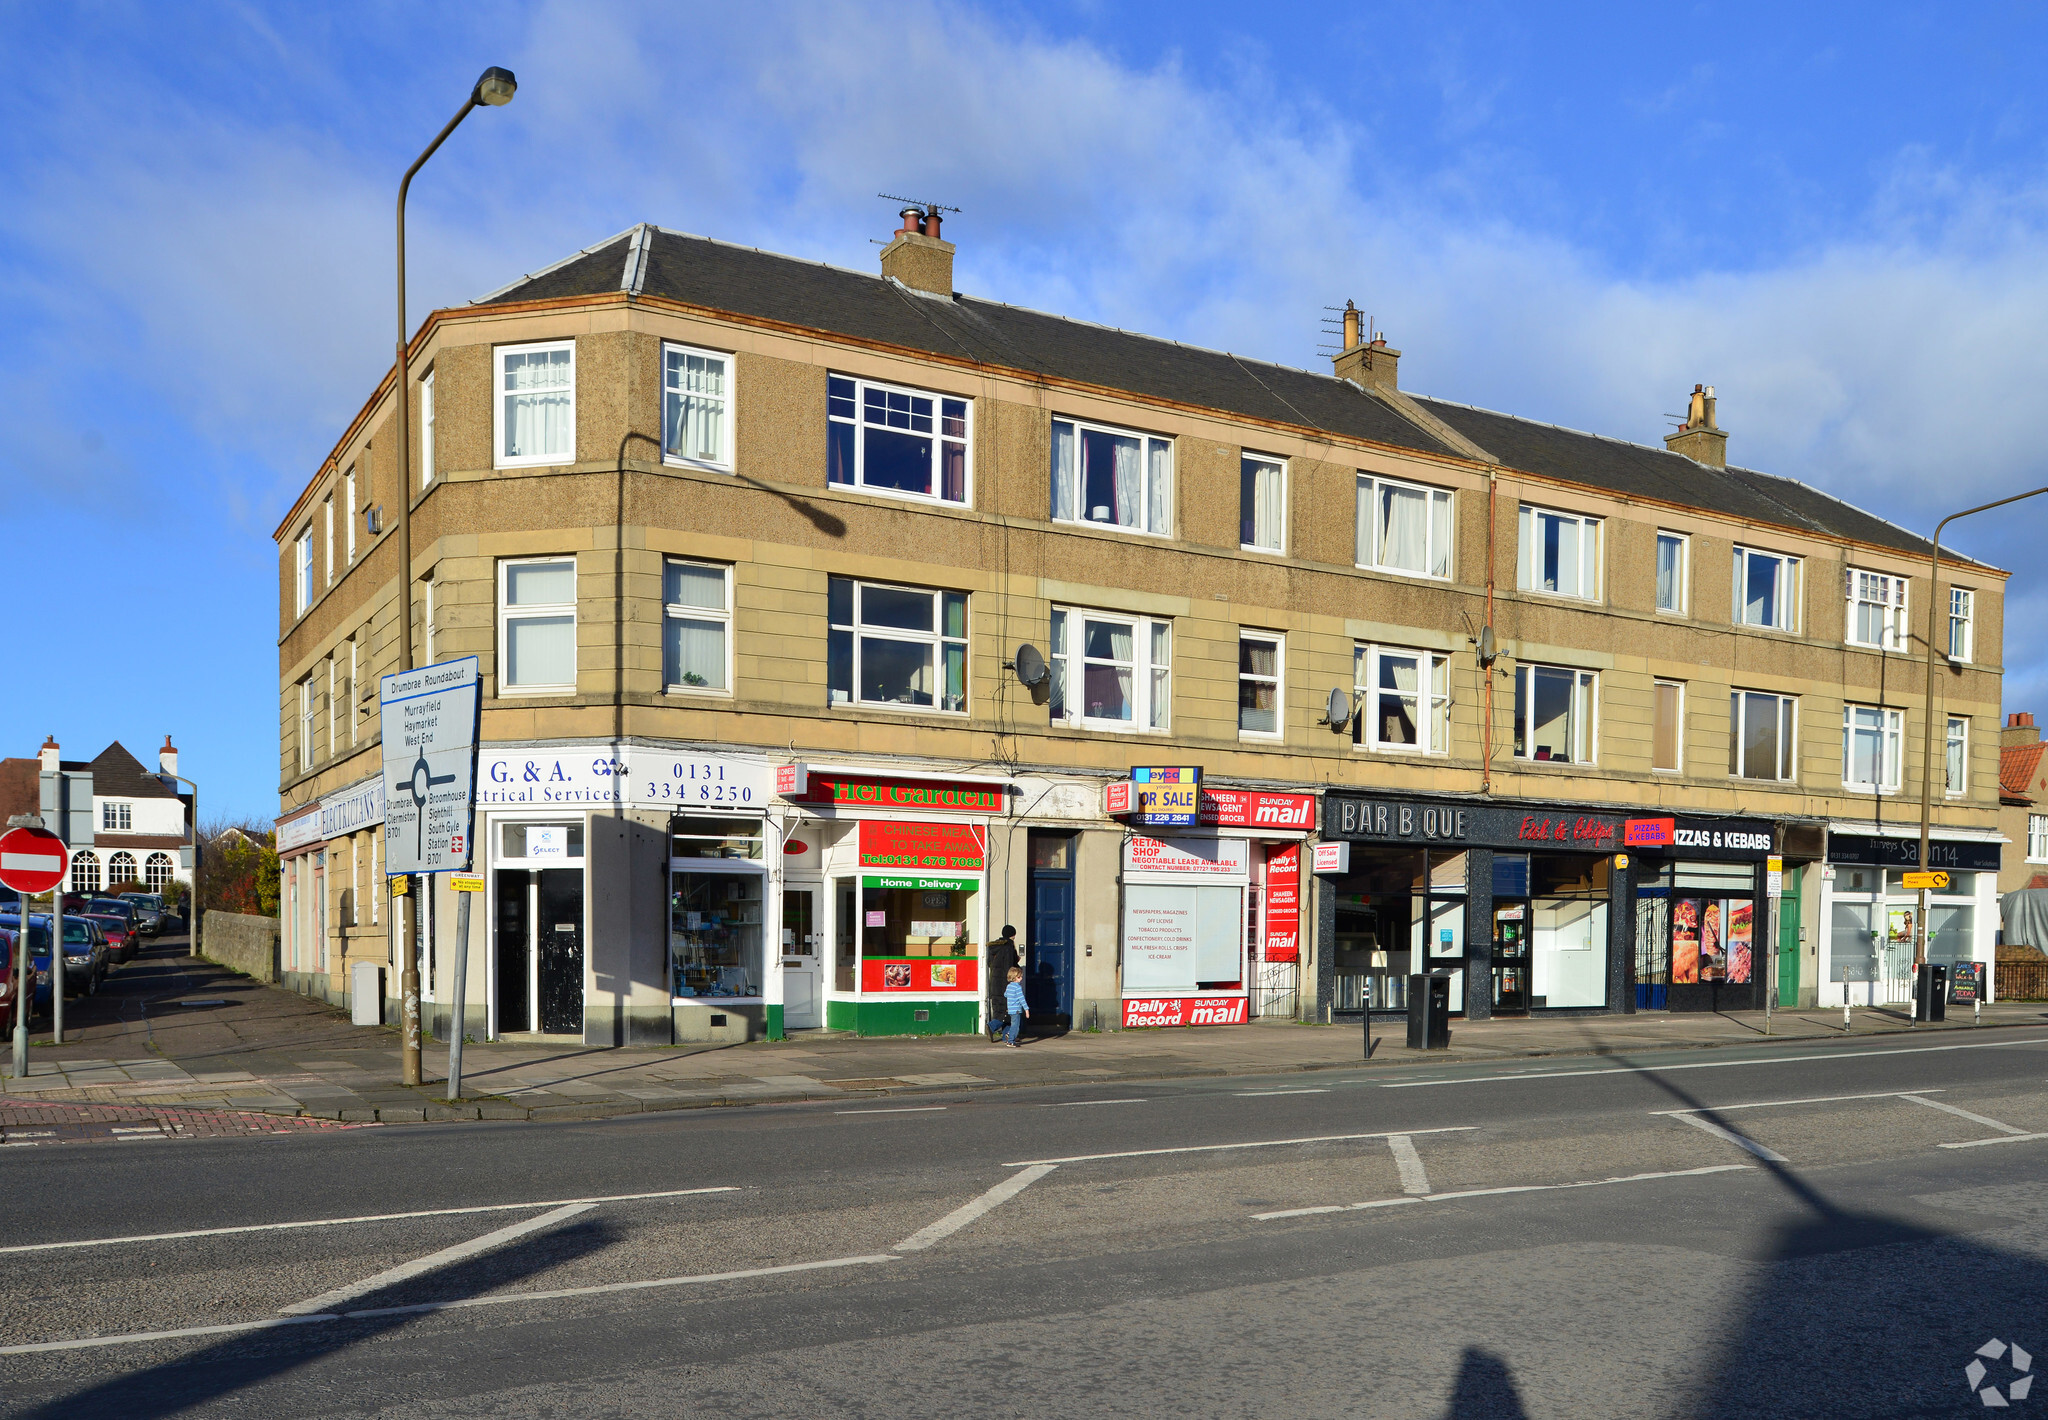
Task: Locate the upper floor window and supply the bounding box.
[295,529,313,615]
[1050,607,1169,731]
[1653,679,1683,772]
[1949,587,1974,662]
[344,467,357,564]
[1357,475,1452,579]
[828,577,966,713]
[100,801,132,831]
[664,345,732,470]
[1842,703,1902,793]
[1051,418,1170,535]
[299,677,316,771]
[498,557,577,694]
[1355,645,1450,754]
[829,375,968,505]
[420,369,435,488]
[2029,814,2048,862]
[1517,506,1600,600]
[664,560,730,693]
[323,497,335,587]
[496,341,575,468]
[1729,690,1796,782]
[1240,456,1285,553]
[1513,664,1596,764]
[1656,533,1688,614]
[1238,631,1283,737]
[1846,569,1907,650]
[1946,716,1968,796]
[1734,546,1800,631]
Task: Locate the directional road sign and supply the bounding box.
[380,656,480,875]
[1900,870,1950,891]
[0,826,70,895]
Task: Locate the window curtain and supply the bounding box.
[1148,440,1172,533]
[665,617,726,689]
[1357,480,1376,566]
[1429,491,1452,577]
[1051,422,1076,521]
[1378,654,1420,745]
[1113,436,1141,527]
[1251,462,1282,548]
[1380,485,1427,572]
[504,349,572,459]
[1657,538,1679,609]
[1430,655,1451,748]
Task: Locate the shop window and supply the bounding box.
[664,560,731,693]
[1733,546,1799,631]
[1241,455,1285,553]
[1050,417,1171,535]
[1842,703,1903,793]
[1652,680,1683,773]
[829,374,969,505]
[1354,645,1450,754]
[1517,505,1600,600]
[496,340,575,467]
[663,343,732,470]
[1238,631,1283,738]
[1654,860,1757,987]
[499,822,583,860]
[856,879,980,991]
[1949,588,1974,662]
[1356,474,1453,580]
[1846,568,1908,650]
[1050,606,1170,732]
[1512,664,1596,764]
[1656,532,1687,614]
[827,577,967,713]
[670,815,763,861]
[1946,716,1968,796]
[671,814,765,1000]
[498,557,578,694]
[1729,690,1796,781]
[1527,854,1610,1007]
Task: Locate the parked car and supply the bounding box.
[119,893,168,936]
[0,927,30,1028]
[79,912,137,965]
[0,914,108,1000]
[87,898,142,939]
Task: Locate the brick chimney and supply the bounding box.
[879,207,956,298]
[1664,383,1728,468]
[159,735,178,778]
[2004,712,2040,748]
[1331,302,1401,392]
[38,737,58,773]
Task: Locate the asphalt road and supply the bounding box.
[4,1027,2048,1417]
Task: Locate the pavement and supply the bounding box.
[6,933,2045,1128]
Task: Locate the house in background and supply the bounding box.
[0,737,194,894]
[2001,712,2047,893]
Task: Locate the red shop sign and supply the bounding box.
[1625,818,1676,848]
[1263,842,1301,963]
[858,820,987,872]
[1517,815,1619,847]
[860,959,980,993]
[1201,789,1315,830]
[791,774,1003,814]
[1121,996,1248,1029]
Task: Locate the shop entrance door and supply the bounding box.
[781,887,822,1029]
[1027,833,1075,1033]
[492,868,584,1035]
[493,869,530,1033]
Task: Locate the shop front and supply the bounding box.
[1621,815,1776,1012]
[1819,828,2002,1007]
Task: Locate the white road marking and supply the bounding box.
[1237,1089,1329,1097]
[0,1186,739,1256]
[1938,1133,2048,1150]
[1899,1092,2030,1134]
[1386,1134,1430,1194]
[836,1106,948,1115]
[0,1314,339,1355]
[893,1164,1057,1252]
[1006,1125,1478,1168]
[1653,1089,1941,1114]
[1381,1036,2048,1087]
[1039,1099,1148,1107]
[280,1203,594,1315]
[1251,1164,1753,1221]
[1663,1112,1790,1162]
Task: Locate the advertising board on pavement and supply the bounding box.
[380,657,480,875]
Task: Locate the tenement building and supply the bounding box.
[273,210,2007,1044]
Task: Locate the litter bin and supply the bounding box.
[1912,962,1948,1022]
[1406,971,1451,1050]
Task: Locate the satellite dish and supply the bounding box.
[1013,644,1048,689]
[1324,687,1353,727]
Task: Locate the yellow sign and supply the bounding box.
[1900,870,1950,891]
[389,876,409,897]
[450,875,485,894]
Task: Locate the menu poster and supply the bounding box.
[1701,902,1725,982]
[1672,899,1700,984]
[1726,902,1754,984]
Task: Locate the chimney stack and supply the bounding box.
[38,736,58,773]
[879,207,956,298]
[1332,302,1401,392]
[159,735,178,778]
[2004,712,2041,749]
[1664,383,1728,468]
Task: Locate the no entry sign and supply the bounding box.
[0,827,69,895]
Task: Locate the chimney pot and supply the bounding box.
[923,210,941,240]
[158,736,178,778]
[879,213,957,297]
[38,737,59,774]
[899,207,925,236]
[1340,301,1361,352]
[1665,382,1729,468]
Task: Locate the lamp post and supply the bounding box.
[390,66,516,1087]
[164,774,200,960]
[1913,486,2048,1018]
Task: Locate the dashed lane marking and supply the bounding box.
[1038,1099,1148,1107]
[836,1107,947,1115]
[1251,1164,1755,1221]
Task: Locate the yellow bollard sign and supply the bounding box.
[1900,870,1950,890]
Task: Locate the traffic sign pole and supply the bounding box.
[445,874,481,1102]
[1,827,71,1077]
[50,895,62,1046]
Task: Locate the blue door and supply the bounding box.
[1027,835,1075,1033]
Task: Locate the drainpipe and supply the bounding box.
[1481,467,1499,794]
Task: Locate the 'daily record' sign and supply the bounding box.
[1122,996,1249,1028]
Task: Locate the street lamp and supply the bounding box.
[390,66,516,1087]
[163,773,200,961]
[1912,486,2048,1015]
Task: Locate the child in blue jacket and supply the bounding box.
[1002,967,1028,1047]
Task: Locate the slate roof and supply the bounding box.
[87,742,177,801]
[472,224,1978,566]
[2001,738,2046,804]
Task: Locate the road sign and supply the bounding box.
[380,656,480,875]
[1900,870,1950,890]
[450,874,484,894]
[0,826,69,895]
[1766,855,1784,898]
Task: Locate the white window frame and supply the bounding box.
[420,368,435,488]
[1842,703,1903,793]
[663,558,733,695]
[1512,663,1599,765]
[2028,813,2048,863]
[1353,644,1451,755]
[1049,606,1171,733]
[1652,678,1684,773]
[1946,715,1968,798]
[1240,455,1286,555]
[496,556,579,696]
[323,496,334,587]
[1050,416,1171,536]
[327,655,339,761]
[828,373,972,507]
[1655,532,1688,615]
[1356,473,1454,581]
[494,339,577,470]
[294,529,313,615]
[827,577,969,715]
[344,466,357,564]
[662,343,734,472]
[1949,587,1974,663]
[1729,689,1797,782]
[1516,504,1601,601]
[1237,630,1284,739]
[1733,545,1801,632]
[1846,568,1908,650]
[423,578,436,666]
[299,676,316,771]
[100,801,132,831]
[346,638,359,747]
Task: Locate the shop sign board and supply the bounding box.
[1825,834,2000,872]
[1951,962,1986,1004]
[1122,996,1249,1028]
[1201,789,1315,830]
[1310,841,1350,874]
[1625,818,1675,848]
[1120,767,1201,826]
[381,657,480,875]
[1123,835,1250,877]
[862,874,977,892]
[785,772,1004,814]
[858,820,986,874]
[478,746,772,810]
[861,959,979,992]
[1263,843,1301,963]
[1327,792,1774,861]
[277,806,325,855]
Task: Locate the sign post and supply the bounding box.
[1,827,70,1078]
[380,656,480,1088]
[444,874,482,1101]
[1764,856,1783,1036]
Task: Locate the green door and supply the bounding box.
[1776,874,1802,1006]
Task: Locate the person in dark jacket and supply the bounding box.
[987,925,1024,1041]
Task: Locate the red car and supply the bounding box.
[0,927,28,1028]
[78,913,136,965]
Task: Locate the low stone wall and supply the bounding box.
[202,911,280,983]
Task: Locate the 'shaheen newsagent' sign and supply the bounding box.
[380,657,480,875]
[1123,996,1249,1028]
[783,771,1005,814]
[1327,793,1774,861]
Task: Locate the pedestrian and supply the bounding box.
[1003,966,1029,1048]
[987,924,1023,1041]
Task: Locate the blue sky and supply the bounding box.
[4,1,2047,821]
